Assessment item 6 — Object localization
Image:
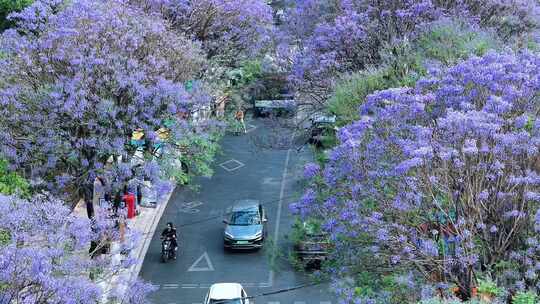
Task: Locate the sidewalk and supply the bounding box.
[100,184,176,303]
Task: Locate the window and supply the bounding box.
[229,210,261,225]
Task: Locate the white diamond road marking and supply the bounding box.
[219,159,245,172]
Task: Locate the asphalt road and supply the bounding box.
[140,118,335,304]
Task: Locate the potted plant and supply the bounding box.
[477,277,502,302]
[512,290,537,304]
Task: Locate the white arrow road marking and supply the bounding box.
[187,251,215,272]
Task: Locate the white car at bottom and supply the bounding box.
[204,283,249,304]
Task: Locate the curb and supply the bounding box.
[130,183,177,282]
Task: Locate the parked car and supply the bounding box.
[253,99,296,118]
[223,200,267,250]
[204,283,249,304]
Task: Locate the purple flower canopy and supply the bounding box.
[0,194,100,303]
[0,0,210,201]
[137,0,274,65]
[297,51,540,297]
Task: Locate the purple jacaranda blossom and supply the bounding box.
[295,51,540,299]
[137,0,273,66]
[0,194,154,303]
[0,0,219,204]
[303,162,321,179]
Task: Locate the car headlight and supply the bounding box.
[253,231,263,239]
[224,231,234,239]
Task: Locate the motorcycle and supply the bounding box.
[161,237,176,263]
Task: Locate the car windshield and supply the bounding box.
[229,210,260,225]
[210,299,242,304]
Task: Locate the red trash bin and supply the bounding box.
[124,193,136,219]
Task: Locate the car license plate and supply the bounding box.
[237,241,249,244]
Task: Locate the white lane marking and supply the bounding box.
[293,302,306,304]
[182,283,199,288]
[179,201,203,214]
[187,251,215,272]
[162,283,179,289]
[268,148,292,287]
[268,302,280,304]
[320,302,332,304]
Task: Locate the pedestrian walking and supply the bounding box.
[235,109,247,134]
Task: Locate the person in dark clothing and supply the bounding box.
[161,222,178,258]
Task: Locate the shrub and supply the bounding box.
[416,19,500,65]
[512,290,537,304]
[0,0,33,30]
[328,69,391,125]
[476,277,504,297]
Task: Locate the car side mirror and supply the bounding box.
[262,218,268,223]
[222,219,228,224]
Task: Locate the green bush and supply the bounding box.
[416,19,500,65]
[328,69,391,125]
[477,277,503,297]
[0,0,33,30]
[0,158,30,197]
[512,290,537,304]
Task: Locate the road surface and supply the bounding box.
[140,118,335,304]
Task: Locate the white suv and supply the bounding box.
[204,283,249,304]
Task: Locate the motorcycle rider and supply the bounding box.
[161,222,178,259]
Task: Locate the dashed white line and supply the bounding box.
[162,283,179,289]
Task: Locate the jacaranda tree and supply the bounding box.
[0,0,210,206]
[284,0,540,104]
[136,0,274,67]
[294,51,540,301]
[0,194,156,303]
